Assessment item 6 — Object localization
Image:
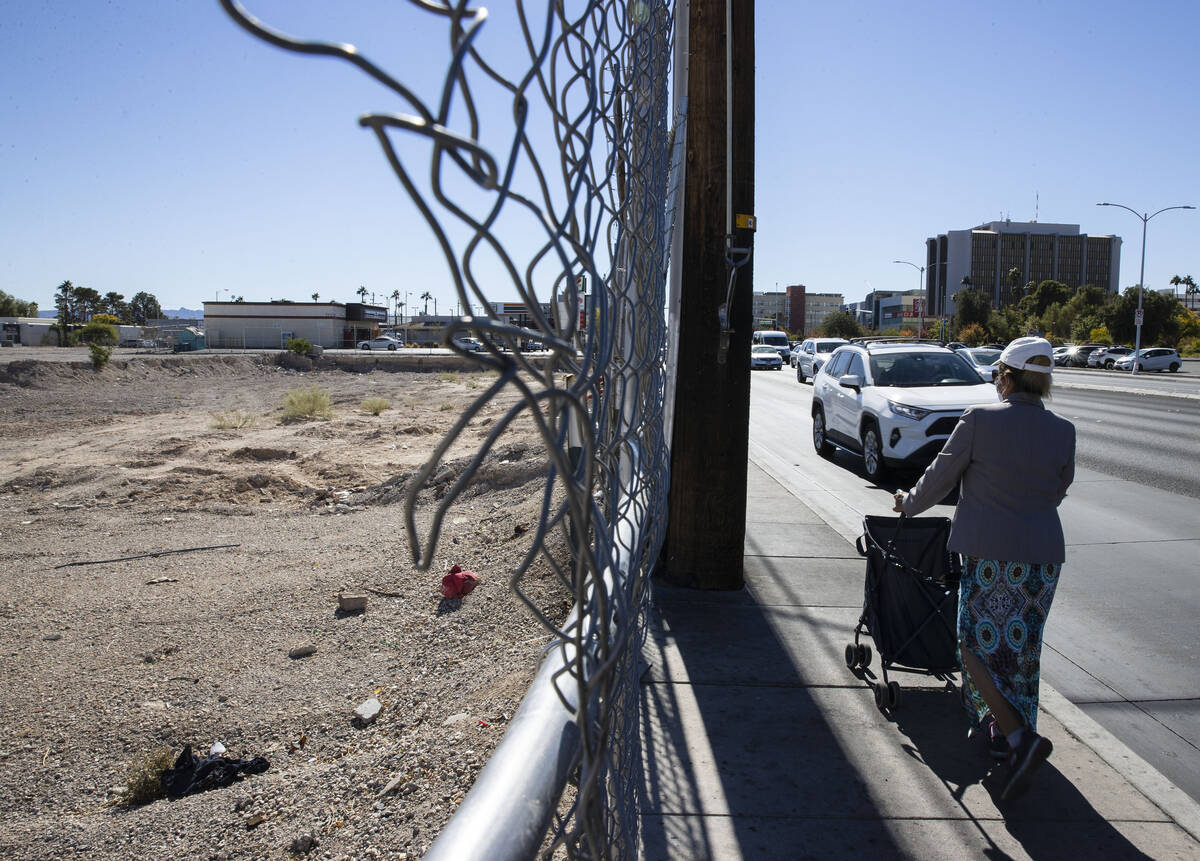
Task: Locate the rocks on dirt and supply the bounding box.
[354,698,382,726]
[288,644,317,660]
[337,593,368,614]
[290,832,319,854]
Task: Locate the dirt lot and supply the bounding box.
[0,353,569,859]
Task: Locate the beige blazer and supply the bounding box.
[900,392,1076,563]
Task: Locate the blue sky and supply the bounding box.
[2,1,1197,314]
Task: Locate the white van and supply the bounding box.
[752,330,791,363]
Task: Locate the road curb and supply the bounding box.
[1054,379,1200,401]
[1039,686,1200,844]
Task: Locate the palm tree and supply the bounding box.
[420,291,433,316]
[311,292,320,302]
[390,289,400,326]
[357,285,368,302]
[1170,274,1198,310]
[1005,267,1023,303]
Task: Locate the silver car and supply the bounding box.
[751,344,783,370]
[955,346,1001,382]
[1113,347,1182,373]
[794,337,848,383]
[1087,346,1133,369]
[357,336,402,351]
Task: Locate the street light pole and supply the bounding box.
[1096,202,1195,375]
[893,260,926,339]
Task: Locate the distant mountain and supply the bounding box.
[36,307,202,319]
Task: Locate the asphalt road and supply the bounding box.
[747,367,1200,804]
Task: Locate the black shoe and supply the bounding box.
[1001,731,1052,801]
[985,715,1010,762]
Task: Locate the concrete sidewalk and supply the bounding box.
[638,461,1200,859]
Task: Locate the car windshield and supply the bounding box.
[752,345,777,354]
[758,334,788,347]
[869,351,982,387]
[816,341,844,352]
[962,348,1000,365]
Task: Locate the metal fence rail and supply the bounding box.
[219,1,679,857]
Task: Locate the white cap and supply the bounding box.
[999,336,1054,373]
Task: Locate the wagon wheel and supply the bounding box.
[888,681,903,710]
[845,643,859,669]
[857,644,872,668]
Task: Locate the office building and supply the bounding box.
[782,285,845,335]
[924,220,1121,318]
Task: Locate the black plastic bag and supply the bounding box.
[162,744,269,799]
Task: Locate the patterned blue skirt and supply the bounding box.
[958,556,1061,731]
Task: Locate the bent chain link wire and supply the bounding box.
[220,2,676,856]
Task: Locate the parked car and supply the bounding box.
[1113,347,1182,373]
[357,336,402,351]
[752,330,793,363]
[451,336,485,352]
[810,342,996,480]
[793,337,849,383]
[1087,346,1133,369]
[750,344,783,370]
[955,346,1002,382]
[1052,346,1071,366]
[1062,343,1105,367]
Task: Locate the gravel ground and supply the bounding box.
[0,353,570,859]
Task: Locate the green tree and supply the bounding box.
[0,290,38,317]
[357,285,368,303]
[420,290,433,315]
[129,292,163,326]
[953,288,992,335]
[1005,267,1024,302]
[53,280,81,346]
[1105,286,1184,345]
[1019,280,1072,319]
[819,310,862,339]
[1035,301,1075,341]
[103,291,129,321]
[311,292,320,302]
[74,286,103,319]
[987,305,1024,343]
[78,319,118,344]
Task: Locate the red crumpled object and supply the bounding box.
[440,564,480,598]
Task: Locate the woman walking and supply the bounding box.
[892,336,1075,801]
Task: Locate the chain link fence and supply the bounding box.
[220,2,680,856]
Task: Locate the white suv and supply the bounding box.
[810,342,998,480]
[792,337,848,383]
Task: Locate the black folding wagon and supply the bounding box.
[845,514,961,710]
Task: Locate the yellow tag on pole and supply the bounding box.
[735,214,757,230]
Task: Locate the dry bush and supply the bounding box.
[120,747,176,806]
[210,409,254,429]
[280,386,333,421]
[360,396,390,415]
[438,372,460,383]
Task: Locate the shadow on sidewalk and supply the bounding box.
[889,687,1153,859]
[639,580,906,859]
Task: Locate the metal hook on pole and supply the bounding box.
[717,0,754,365]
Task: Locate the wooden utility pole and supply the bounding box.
[660,0,754,590]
